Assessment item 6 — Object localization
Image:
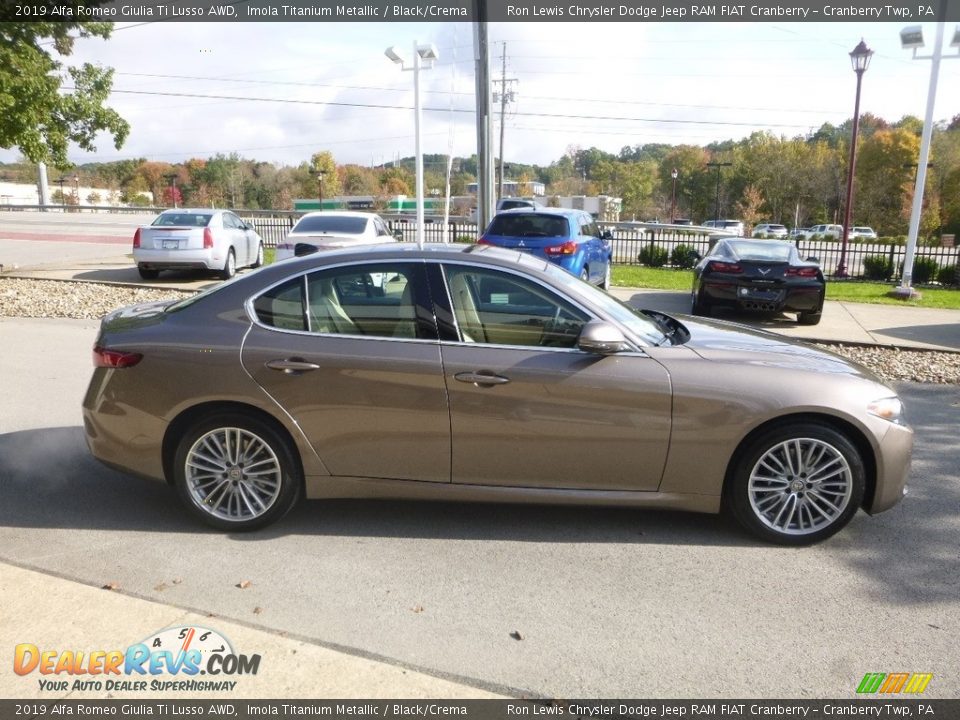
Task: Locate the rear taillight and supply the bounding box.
[707,261,742,274]
[133,228,141,249]
[544,241,578,256]
[203,228,214,249]
[93,346,143,369]
[477,236,493,245]
[785,267,819,278]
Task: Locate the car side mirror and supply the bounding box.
[294,243,319,257]
[601,230,613,240]
[805,256,819,264]
[577,320,631,355]
[393,228,404,240]
[244,222,255,231]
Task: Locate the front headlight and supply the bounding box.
[867,397,905,424]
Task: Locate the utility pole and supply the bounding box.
[473,6,495,230]
[493,42,517,201]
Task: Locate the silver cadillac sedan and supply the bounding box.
[83,244,912,544]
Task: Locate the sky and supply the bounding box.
[7,18,960,170]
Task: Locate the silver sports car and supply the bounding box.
[83,244,912,544]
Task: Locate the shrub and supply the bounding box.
[899,257,939,284]
[862,255,893,281]
[454,235,475,244]
[670,244,699,269]
[936,264,958,285]
[638,245,669,267]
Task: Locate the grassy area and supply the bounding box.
[264,247,276,265]
[611,265,960,310]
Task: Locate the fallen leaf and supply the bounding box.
[102,582,120,591]
[154,583,168,592]
[411,604,425,614]
[253,607,263,615]
[172,578,183,585]
[509,630,523,641]
[236,580,252,589]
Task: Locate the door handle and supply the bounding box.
[266,358,320,374]
[454,371,510,387]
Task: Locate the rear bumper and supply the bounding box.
[133,248,220,270]
[702,281,824,313]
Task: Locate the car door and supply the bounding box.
[432,262,672,491]
[242,261,450,482]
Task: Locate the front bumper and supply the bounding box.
[866,420,914,514]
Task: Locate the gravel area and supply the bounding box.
[1,277,958,384]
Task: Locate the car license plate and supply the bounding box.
[162,240,179,249]
[740,287,782,301]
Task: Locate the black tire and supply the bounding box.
[798,311,822,325]
[219,249,236,280]
[600,262,611,290]
[251,242,264,269]
[691,289,711,317]
[580,267,590,282]
[725,422,865,545]
[173,412,302,531]
[138,266,160,280]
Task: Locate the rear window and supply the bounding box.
[293,216,368,234]
[729,241,793,262]
[153,213,212,227]
[487,213,569,238]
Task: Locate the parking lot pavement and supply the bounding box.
[1,317,959,698]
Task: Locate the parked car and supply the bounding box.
[275,211,398,261]
[469,198,540,223]
[789,227,810,239]
[692,238,825,325]
[83,243,911,545]
[478,207,613,289]
[752,223,789,239]
[851,226,878,240]
[702,219,745,236]
[808,224,844,239]
[672,218,694,226]
[133,209,263,280]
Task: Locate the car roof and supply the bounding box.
[296,211,379,219]
[158,208,218,214]
[495,207,582,218]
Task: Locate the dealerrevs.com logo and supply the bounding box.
[857,673,933,694]
[14,625,261,693]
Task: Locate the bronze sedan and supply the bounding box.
[83,244,912,544]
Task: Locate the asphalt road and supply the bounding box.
[0,316,958,698]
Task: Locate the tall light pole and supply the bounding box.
[670,168,678,223]
[309,168,325,210]
[706,161,731,222]
[894,14,960,298]
[386,41,439,248]
[72,175,80,207]
[837,39,874,279]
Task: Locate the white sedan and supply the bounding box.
[275,211,399,261]
[133,209,263,280]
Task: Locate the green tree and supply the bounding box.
[0,17,129,166]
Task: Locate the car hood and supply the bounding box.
[676,315,884,382]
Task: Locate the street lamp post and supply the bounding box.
[72,176,80,207]
[670,168,678,223]
[308,168,326,209]
[57,177,66,210]
[894,16,960,298]
[837,39,874,279]
[706,162,731,222]
[385,41,439,249]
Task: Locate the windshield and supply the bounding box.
[293,216,368,234]
[153,213,212,227]
[728,241,794,262]
[488,213,568,238]
[539,262,669,347]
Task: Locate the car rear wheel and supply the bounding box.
[725,423,865,545]
[219,249,236,280]
[138,266,160,280]
[798,311,822,325]
[173,413,302,531]
[251,242,264,269]
[580,268,590,283]
[691,289,711,316]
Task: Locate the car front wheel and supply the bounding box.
[601,262,611,290]
[725,423,865,545]
[251,242,264,269]
[173,413,302,531]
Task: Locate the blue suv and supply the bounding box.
[478,208,614,289]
